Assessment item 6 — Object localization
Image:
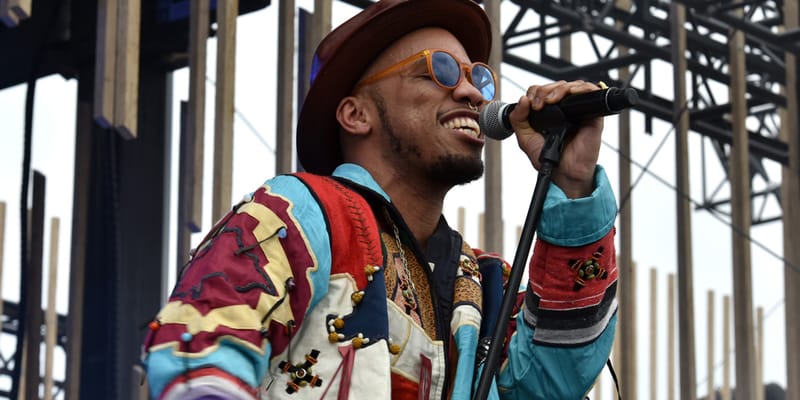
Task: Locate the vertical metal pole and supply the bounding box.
[670,4,697,399]
[177,100,194,279]
[484,0,503,253]
[23,172,46,400]
[728,9,758,399]
[782,2,800,400]
[66,63,94,400]
[276,0,295,174]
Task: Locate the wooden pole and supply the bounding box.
[615,0,636,396]
[729,7,758,399]
[457,206,465,236]
[782,1,800,400]
[707,290,715,400]
[312,0,331,49]
[276,0,295,174]
[722,295,731,400]
[478,212,485,250]
[44,217,60,400]
[93,0,118,128]
[756,306,764,400]
[670,4,697,399]
[130,365,148,400]
[668,273,676,400]
[483,0,503,254]
[187,0,209,232]
[212,0,238,221]
[0,201,5,323]
[0,0,31,27]
[113,0,140,139]
[594,373,603,400]
[649,268,658,400]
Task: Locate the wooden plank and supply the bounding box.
[0,0,18,27]
[0,201,4,330]
[457,207,465,236]
[593,372,602,400]
[756,306,764,400]
[707,290,715,400]
[670,4,698,399]
[9,0,31,19]
[614,1,637,396]
[478,213,485,250]
[212,0,237,221]
[93,0,117,128]
[187,0,209,232]
[722,295,731,400]
[0,0,30,27]
[276,0,294,174]
[667,273,675,400]
[483,0,502,254]
[44,217,60,400]
[113,0,140,139]
[649,268,657,400]
[782,2,800,400]
[729,7,758,398]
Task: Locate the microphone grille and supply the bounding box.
[479,101,513,140]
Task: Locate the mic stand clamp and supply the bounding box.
[473,109,571,400]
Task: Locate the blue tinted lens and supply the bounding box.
[431,51,460,87]
[471,65,496,100]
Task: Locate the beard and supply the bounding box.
[373,93,484,187]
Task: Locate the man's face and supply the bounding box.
[357,28,488,188]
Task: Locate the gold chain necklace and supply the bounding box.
[390,218,419,313]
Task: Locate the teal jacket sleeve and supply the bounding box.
[142,175,332,399]
[498,166,619,399]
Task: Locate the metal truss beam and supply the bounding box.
[503,0,792,225]
[328,0,792,225]
[0,300,67,398]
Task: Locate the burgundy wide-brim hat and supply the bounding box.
[296,0,492,175]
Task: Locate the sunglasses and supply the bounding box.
[354,49,497,101]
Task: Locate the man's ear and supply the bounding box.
[336,95,371,136]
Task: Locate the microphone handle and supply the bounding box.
[528,87,637,134]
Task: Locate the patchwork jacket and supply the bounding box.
[143,163,619,400]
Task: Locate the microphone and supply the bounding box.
[479,87,639,140]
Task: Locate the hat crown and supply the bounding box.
[298,0,492,174]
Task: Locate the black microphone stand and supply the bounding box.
[473,107,572,400]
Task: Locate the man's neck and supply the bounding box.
[381,177,447,252]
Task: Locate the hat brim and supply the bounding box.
[296,0,492,175]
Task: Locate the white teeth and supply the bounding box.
[443,117,481,138]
